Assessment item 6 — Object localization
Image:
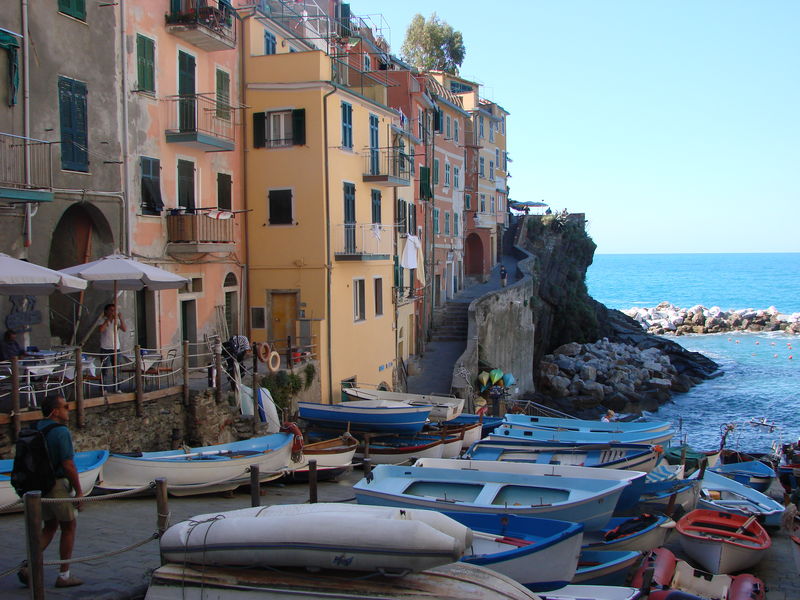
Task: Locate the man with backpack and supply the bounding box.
[17,394,84,588]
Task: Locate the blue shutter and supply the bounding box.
[59,77,88,172]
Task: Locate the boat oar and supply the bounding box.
[471,530,534,547]
[735,514,758,535]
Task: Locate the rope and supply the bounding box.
[0,560,26,580]
[0,499,23,512]
[43,532,159,566]
[40,482,156,503]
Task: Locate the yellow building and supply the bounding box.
[242,6,408,402]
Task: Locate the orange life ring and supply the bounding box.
[267,350,281,372]
[256,342,270,363]
[281,422,304,453]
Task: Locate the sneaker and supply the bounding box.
[17,566,28,587]
[55,575,83,588]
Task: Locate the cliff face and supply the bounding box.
[519,214,718,382]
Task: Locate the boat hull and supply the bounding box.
[692,470,784,527]
[343,388,464,422]
[571,550,642,586]
[285,435,357,481]
[98,434,293,496]
[582,514,674,552]
[298,400,431,433]
[490,424,673,446]
[539,585,642,600]
[503,414,671,435]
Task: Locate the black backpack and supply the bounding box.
[11,423,65,497]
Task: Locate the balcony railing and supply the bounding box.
[0,133,54,202]
[165,0,236,51]
[362,147,411,187]
[473,212,496,229]
[333,223,393,260]
[392,286,420,306]
[166,212,235,254]
[163,93,235,151]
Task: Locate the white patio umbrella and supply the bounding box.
[0,252,88,295]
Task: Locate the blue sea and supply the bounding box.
[587,253,800,453]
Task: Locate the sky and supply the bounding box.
[347,1,799,254]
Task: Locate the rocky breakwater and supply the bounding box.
[537,338,708,416]
[625,302,800,336]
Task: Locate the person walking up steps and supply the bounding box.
[499,265,508,287]
[17,394,84,588]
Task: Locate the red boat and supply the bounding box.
[631,547,765,600]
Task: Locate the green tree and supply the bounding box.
[400,13,465,75]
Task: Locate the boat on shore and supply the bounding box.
[489,424,673,446]
[342,388,464,422]
[358,436,446,465]
[354,464,629,530]
[539,585,641,600]
[676,509,771,574]
[1,450,109,511]
[690,470,785,527]
[637,478,699,514]
[445,413,504,436]
[97,434,293,496]
[710,459,775,493]
[582,514,675,552]
[298,400,432,433]
[571,550,642,586]
[285,435,357,481]
[465,439,660,472]
[503,414,671,435]
[428,421,483,450]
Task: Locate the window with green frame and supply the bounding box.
[433,207,440,234]
[341,102,353,148]
[465,193,471,210]
[136,35,155,93]
[444,211,450,235]
[454,212,459,236]
[216,69,231,120]
[59,0,86,21]
[433,158,439,185]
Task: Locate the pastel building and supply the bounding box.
[242,2,406,400]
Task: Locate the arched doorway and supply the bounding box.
[48,203,115,346]
[223,272,239,336]
[465,232,484,276]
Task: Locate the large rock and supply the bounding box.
[553,342,582,357]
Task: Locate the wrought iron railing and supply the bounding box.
[163,93,235,142]
[166,212,234,243]
[362,147,411,181]
[333,223,393,257]
[0,133,53,190]
[165,0,236,45]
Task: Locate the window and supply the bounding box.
[444,211,450,235]
[433,207,440,234]
[496,148,500,167]
[268,189,293,224]
[407,201,416,233]
[479,115,484,138]
[396,198,407,234]
[453,166,460,190]
[217,173,232,210]
[364,54,371,71]
[454,119,459,143]
[417,108,424,139]
[136,35,155,93]
[251,307,266,329]
[353,279,365,321]
[216,69,230,120]
[371,189,381,223]
[374,278,383,316]
[140,157,163,215]
[489,120,495,142]
[58,76,88,172]
[489,160,495,181]
[341,102,353,148]
[433,158,439,185]
[501,115,506,134]
[59,0,85,21]
[444,163,451,187]
[503,151,508,171]
[491,195,495,212]
[454,212,459,236]
[480,193,486,212]
[254,109,305,148]
[446,115,451,139]
[177,160,195,209]
[264,30,277,55]
[465,193,471,210]
[479,157,485,178]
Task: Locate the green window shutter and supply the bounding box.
[216,69,230,120]
[419,166,431,199]
[58,76,88,172]
[59,0,86,21]
[253,112,266,148]
[433,159,439,185]
[292,108,306,145]
[136,35,155,93]
[217,173,232,210]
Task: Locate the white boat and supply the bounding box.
[412,457,645,512]
[98,434,293,496]
[503,414,671,435]
[343,387,465,422]
[145,562,544,600]
[359,437,445,465]
[160,503,471,573]
[490,424,673,446]
[285,435,357,481]
[0,450,109,512]
[298,399,432,433]
[690,469,785,527]
[676,509,771,574]
[539,585,641,600]
[582,514,675,552]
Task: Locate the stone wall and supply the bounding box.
[625,303,800,336]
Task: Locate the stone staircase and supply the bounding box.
[431,301,469,342]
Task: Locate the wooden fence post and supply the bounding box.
[308,459,318,504]
[10,356,20,438]
[74,348,84,428]
[214,345,223,404]
[182,340,190,406]
[155,478,169,536]
[250,464,261,507]
[134,344,143,417]
[286,335,293,371]
[24,491,44,600]
[252,343,259,431]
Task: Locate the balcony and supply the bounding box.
[333,223,393,260]
[0,133,54,203]
[392,286,420,307]
[362,147,411,187]
[163,93,235,151]
[165,0,236,52]
[473,212,496,229]
[166,211,235,254]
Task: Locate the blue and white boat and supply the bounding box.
[503,414,671,435]
[97,434,294,496]
[690,469,785,527]
[540,585,642,600]
[443,511,584,592]
[710,460,775,493]
[582,514,675,552]
[354,464,629,530]
[413,457,646,512]
[445,413,505,436]
[342,388,464,422]
[0,450,109,512]
[298,400,432,433]
[465,439,660,472]
[572,550,643,586]
[637,478,700,513]
[490,424,673,446]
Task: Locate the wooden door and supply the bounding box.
[270,292,297,345]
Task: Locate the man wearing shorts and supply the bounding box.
[19,394,84,587]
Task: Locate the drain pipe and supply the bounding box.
[322,82,336,403]
[21,0,31,247]
[119,0,131,253]
[239,13,250,335]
